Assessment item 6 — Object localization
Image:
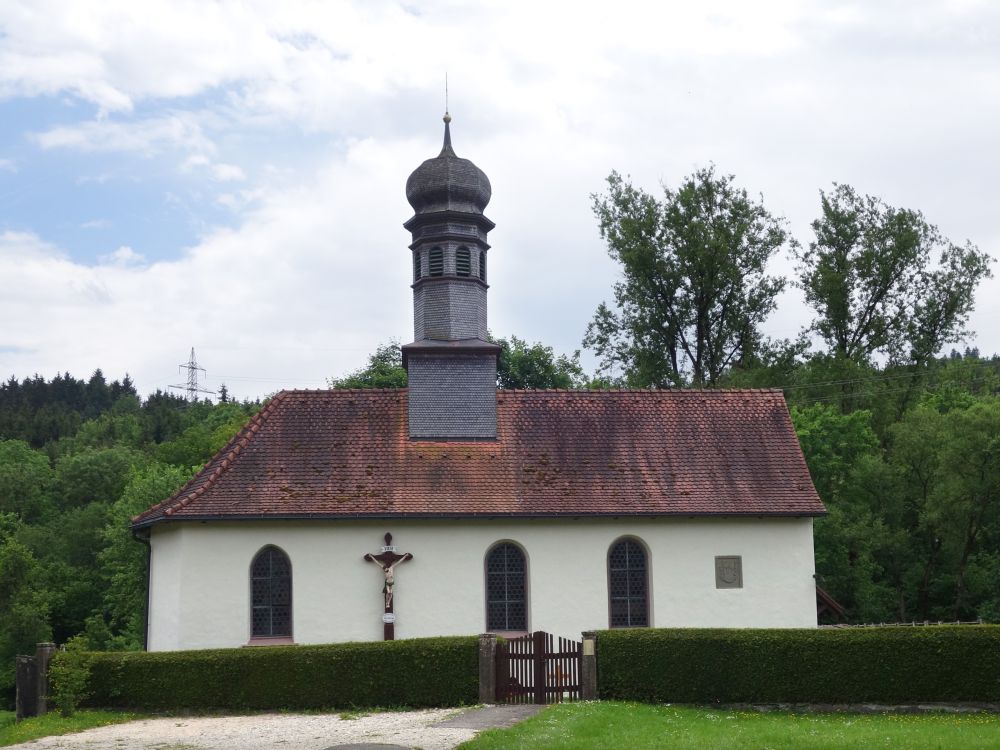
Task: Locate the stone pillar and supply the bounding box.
[580,631,597,700]
[35,642,57,715]
[478,633,498,703]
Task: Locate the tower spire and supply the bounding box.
[441,73,454,156]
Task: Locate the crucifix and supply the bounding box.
[363,532,413,641]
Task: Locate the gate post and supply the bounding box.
[15,655,38,720]
[532,631,546,704]
[35,642,57,716]
[478,633,497,703]
[580,631,597,700]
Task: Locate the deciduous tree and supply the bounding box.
[0,439,54,520]
[330,337,588,390]
[100,464,193,648]
[328,341,408,389]
[584,167,789,387]
[496,336,586,389]
[795,184,992,368]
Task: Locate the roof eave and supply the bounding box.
[133,508,827,530]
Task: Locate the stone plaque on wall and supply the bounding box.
[715,556,743,589]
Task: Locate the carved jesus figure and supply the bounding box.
[380,559,405,608]
[363,532,413,615]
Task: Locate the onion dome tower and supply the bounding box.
[402,113,499,439]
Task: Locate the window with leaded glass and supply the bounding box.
[485,542,527,631]
[608,538,648,628]
[251,546,292,638]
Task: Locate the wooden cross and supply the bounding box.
[363,532,413,641]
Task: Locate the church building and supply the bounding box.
[133,115,826,651]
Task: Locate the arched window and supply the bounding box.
[413,251,422,281]
[429,247,444,276]
[608,538,648,628]
[485,542,527,631]
[456,246,471,276]
[478,249,486,281]
[250,546,292,638]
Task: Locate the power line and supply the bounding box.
[211,374,330,383]
[779,358,997,393]
[794,374,996,405]
[211,360,997,393]
[793,368,997,403]
[784,370,935,390]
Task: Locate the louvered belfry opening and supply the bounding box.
[402,113,499,439]
[456,246,471,276]
[486,543,527,631]
[251,546,292,637]
[428,247,444,276]
[608,539,649,627]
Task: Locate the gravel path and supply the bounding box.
[9,706,542,750]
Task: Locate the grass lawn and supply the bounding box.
[459,702,1000,749]
[0,710,141,747]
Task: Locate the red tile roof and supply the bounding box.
[132,388,824,527]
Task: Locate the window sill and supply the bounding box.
[490,630,529,639]
[244,636,295,647]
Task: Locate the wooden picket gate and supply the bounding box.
[495,631,582,704]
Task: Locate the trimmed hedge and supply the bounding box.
[597,626,1000,703]
[73,636,477,711]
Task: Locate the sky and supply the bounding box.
[1,0,999,401]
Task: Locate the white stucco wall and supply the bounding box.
[147,517,817,651]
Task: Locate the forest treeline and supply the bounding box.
[1,169,998,707]
[0,372,260,703]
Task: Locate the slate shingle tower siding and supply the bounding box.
[402,114,500,439]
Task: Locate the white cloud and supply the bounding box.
[0,2,825,138]
[0,230,64,260]
[181,155,211,169]
[0,1,278,112]
[180,154,246,183]
[2,0,1000,396]
[211,163,246,182]
[98,245,144,266]
[0,158,16,173]
[80,219,111,229]
[33,114,214,156]
[0,141,415,399]
[216,188,263,211]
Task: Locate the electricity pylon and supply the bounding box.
[169,348,215,402]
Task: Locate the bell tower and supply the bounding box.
[402,113,499,439]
